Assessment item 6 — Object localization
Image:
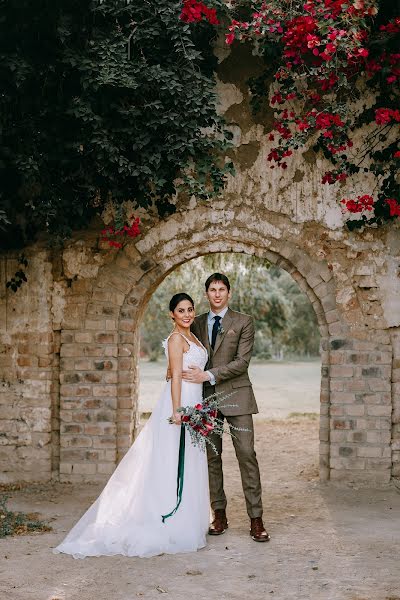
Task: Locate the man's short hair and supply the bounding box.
[205,273,231,292]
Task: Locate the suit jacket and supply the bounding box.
[191,307,258,416]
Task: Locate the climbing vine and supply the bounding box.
[5,254,28,293]
[183,0,400,230]
[0,0,232,248]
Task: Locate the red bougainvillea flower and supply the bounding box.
[380,17,400,34]
[340,194,375,213]
[335,173,348,182]
[322,171,348,184]
[318,73,338,91]
[180,0,219,25]
[271,91,284,104]
[123,216,141,238]
[315,112,345,129]
[375,108,400,125]
[101,216,140,249]
[306,33,321,49]
[322,172,335,184]
[385,198,400,217]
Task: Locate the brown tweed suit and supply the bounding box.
[191,308,263,518]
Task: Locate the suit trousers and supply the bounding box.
[207,411,263,519]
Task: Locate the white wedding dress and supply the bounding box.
[54,333,210,558]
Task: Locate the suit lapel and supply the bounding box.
[195,313,210,353]
[203,313,211,353]
[213,308,234,355]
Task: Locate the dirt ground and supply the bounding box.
[1,417,400,600]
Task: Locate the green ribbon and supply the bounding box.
[162,424,186,523]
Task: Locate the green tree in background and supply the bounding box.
[140,253,320,360]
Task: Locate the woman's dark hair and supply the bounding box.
[205,272,231,292]
[169,293,195,312]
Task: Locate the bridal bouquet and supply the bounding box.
[170,391,247,454]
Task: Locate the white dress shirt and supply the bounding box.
[206,306,229,385]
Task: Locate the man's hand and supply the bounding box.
[182,366,210,384]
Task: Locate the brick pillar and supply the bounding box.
[391,329,400,479]
[59,328,119,482]
[329,334,392,484]
[0,252,58,483]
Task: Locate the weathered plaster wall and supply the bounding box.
[0,44,399,486]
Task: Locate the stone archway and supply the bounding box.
[120,242,331,479]
[58,204,394,486]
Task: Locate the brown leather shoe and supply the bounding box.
[208,509,228,535]
[250,517,270,542]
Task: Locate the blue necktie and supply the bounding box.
[211,315,221,350]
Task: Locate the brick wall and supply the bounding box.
[0,210,399,485]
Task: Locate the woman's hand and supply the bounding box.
[170,411,182,425]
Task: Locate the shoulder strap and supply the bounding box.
[168,332,191,345]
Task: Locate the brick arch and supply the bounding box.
[115,236,336,478]
[58,206,393,486]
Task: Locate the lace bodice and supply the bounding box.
[162,333,208,371]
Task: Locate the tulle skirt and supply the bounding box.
[53,381,210,558]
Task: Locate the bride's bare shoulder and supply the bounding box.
[167,332,188,352]
[168,332,182,342]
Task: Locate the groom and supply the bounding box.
[183,273,270,542]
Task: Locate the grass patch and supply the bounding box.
[0,495,52,538]
[0,482,32,492]
[288,412,318,420]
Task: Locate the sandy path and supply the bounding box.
[1,418,399,600]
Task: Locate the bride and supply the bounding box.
[54,293,210,558]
